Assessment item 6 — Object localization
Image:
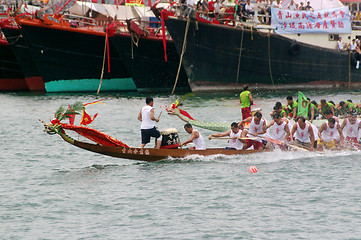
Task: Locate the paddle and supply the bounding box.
[209,137,259,140]
[248,133,309,152]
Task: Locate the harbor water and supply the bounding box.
[1,90,361,239]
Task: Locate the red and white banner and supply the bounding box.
[271,6,351,34]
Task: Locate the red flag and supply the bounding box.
[171,103,194,120]
[80,110,98,126]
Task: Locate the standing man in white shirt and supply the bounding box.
[138,97,162,149]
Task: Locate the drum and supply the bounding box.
[157,128,180,149]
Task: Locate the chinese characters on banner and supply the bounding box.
[271,6,351,34]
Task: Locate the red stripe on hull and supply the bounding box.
[0,78,28,91]
[25,76,45,91]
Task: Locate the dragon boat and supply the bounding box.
[43,102,266,162]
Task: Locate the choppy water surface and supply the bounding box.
[1,90,361,239]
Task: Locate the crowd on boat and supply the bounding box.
[181,0,316,23]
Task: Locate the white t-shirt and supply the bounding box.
[193,129,206,150]
[337,40,343,50]
[321,122,339,142]
[351,42,357,51]
[140,105,155,130]
[214,2,222,13]
[344,119,360,138]
[187,0,196,7]
[245,3,254,11]
[294,122,311,143]
[229,130,244,150]
[288,3,297,10]
[271,121,288,141]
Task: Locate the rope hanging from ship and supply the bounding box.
[172,13,191,95]
[236,27,244,84]
[268,29,276,91]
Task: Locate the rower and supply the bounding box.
[318,99,335,118]
[317,118,343,150]
[307,98,319,122]
[291,116,315,150]
[340,111,361,147]
[270,102,286,117]
[339,100,357,115]
[285,96,298,120]
[208,122,245,150]
[264,114,291,148]
[180,123,206,150]
[238,111,267,150]
[137,97,162,149]
[323,109,340,123]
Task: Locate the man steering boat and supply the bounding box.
[138,97,162,149]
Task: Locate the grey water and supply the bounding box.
[1,90,361,239]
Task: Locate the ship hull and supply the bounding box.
[0,39,27,91]
[110,33,191,93]
[17,21,136,93]
[0,23,45,91]
[165,17,358,92]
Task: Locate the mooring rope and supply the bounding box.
[171,14,191,95]
[267,30,276,91]
[236,27,244,84]
[97,30,108,94]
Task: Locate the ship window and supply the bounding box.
[328,34,339,41]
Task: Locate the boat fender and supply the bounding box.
[351,51,358,65]
[289,41,301,55]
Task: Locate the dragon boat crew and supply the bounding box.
[307,99,319,122]
[238,112,267,150]
[138,97,162,149]
[263,114,291,149]
[340,111,361,147]
[317,118,343,150]
[318,99,335,118]
[208,122,245,150]
[180,123,206,150]
[284,96,298,120]
[291,117,315,150]
[324,110,340,124]
[270,102,286,118]
[339,100,359,115]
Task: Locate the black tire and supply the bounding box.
[289,41,301,55]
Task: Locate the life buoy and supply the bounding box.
[289,41,301,55]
